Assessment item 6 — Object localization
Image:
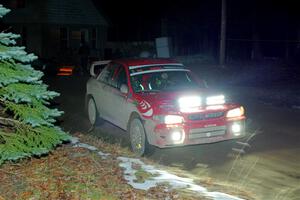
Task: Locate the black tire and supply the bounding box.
[128,117,154,156]
[87,97,100,126]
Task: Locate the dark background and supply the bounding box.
[92,0,300,61]
[2,0,300,63]
[93,0,299,38]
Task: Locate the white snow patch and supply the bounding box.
[69,138,243,200]
[97,151,111,159]
[70,136,79,144]
[74,143,97,151]
[118,157,244,200]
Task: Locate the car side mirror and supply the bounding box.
[120,84,129,94]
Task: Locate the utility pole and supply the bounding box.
[219,0,227,66]
[251,1,262,61]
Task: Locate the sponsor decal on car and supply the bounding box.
[138,100,153,118]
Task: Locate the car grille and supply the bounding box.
[189,126,226,139]
[188,111,224,121]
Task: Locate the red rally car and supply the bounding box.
[86,58,246,156]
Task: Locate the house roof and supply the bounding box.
[3,0,108,26]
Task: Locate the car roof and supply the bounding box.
[112,58,182,68]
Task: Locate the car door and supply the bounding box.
[93,63,118,121]
[108,64,132,130]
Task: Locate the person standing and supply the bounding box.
[78,40,90,75]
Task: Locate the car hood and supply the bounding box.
[134,88,223,116]
[138,88,219,102]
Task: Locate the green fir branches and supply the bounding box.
[0,5,70,165]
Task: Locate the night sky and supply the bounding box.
[93,0,220,40]
[1,0,300,60]
[92,0,300,41]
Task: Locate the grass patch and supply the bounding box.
[0,134,214,200]
[134,168,157,183]
[0,146,122,200]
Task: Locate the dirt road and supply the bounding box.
[47,76,300,200]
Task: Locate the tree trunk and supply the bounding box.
[219,0,227,66]
[251,3,262,61]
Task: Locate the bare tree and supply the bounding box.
[251,1,262,61]
[219,0,226,66]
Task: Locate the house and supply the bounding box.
[3,0,108,64]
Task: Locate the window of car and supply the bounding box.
[98,64,116,84]
[98,63,127,89]
[130,70,203,93]
[114,66,128,89]
[92,64,106,77]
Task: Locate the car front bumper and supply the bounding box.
[146,118,246,148]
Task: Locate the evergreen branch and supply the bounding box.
[0,116,21,127]
[0,5,70,165]
[5,101,63,127]
[0,5,10,18]
[0,83,59,104]
[0,97,5,104]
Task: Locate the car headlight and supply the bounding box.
[165,115,184,124]
[206,95,225,105]
[226,107,245,118]
[178,96,201,112]
[154,115,184,124]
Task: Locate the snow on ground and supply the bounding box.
[118,157,243,200]
[69,137,79,144]
[97,151,111,159]
[73,143,98,151]
[70,137,244,200]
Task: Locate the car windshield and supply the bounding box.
[130,70,204,93]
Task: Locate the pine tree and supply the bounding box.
[0,5,70,165]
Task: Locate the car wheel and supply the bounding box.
[129,118,153,156]
[87,97,99,126]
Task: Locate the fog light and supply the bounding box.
[171,131,182,141]
[232,123,241,136]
